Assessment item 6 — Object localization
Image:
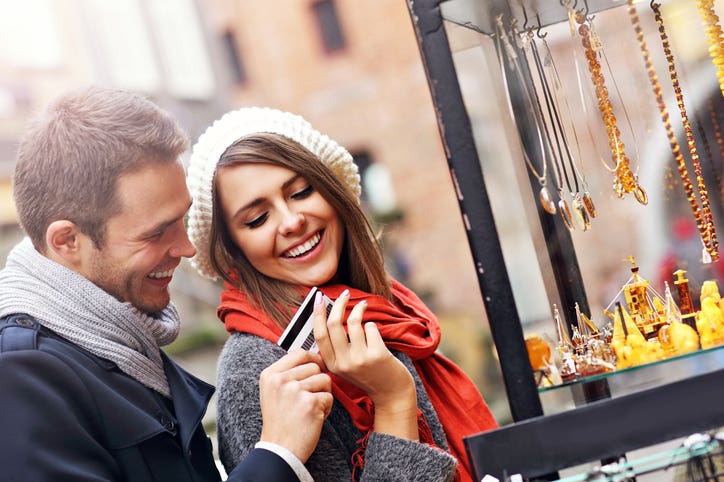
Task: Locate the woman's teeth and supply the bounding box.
[285,233,321,258]
[148,269,174,279]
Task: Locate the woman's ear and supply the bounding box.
[45,220,86,268]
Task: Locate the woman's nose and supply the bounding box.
[279,208,305,236]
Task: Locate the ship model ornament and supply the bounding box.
[526,256,724,388]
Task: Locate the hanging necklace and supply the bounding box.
[697,0,724,98]
[516,23,574,228]
[529,31,591,230]
[575,8,647,204]
[495,15,557,215]
[536,23,597,222]
[649,1,719,262]
[567,3,612,213]
[627,0,718,260]
[706,95,724,198]
[694,108,722,203]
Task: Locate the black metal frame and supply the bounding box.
[407,0,543,422]
[464,367,724,480]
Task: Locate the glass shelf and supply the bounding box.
[539,343,724,393]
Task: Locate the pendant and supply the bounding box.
[582,191,597,218]
[634,184,648,205]
[559,198,575,231]
[702,246,713,265]
[573,195,591,231]
[539,186,557,214]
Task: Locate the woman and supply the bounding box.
[186,107,497,481]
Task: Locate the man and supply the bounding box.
[0,87,332,481]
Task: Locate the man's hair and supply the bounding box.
[13,86,188,250]
[209,133,392,328]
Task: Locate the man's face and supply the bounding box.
[78,161,196,313]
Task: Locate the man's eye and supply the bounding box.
[291,185,314,199]
[245,213,268,228]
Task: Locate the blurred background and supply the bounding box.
[0,0,507,439]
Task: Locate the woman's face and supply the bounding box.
[216,162,344,287]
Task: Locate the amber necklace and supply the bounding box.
[647,1,719,261]
[707,94,724,198]
[697,0,724,98]
[694,108,723,203]
[575,9,647,204]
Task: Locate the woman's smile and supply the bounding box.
[282,231,323,258]
[218,162,344,287]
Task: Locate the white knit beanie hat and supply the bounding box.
[186,107,361,280]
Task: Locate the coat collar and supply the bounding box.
[162,351,215,449]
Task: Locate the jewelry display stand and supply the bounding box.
[406,0,724,479]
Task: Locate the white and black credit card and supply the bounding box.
[277,287,333,353]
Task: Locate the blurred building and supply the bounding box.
[200,0,487,313]
[198,0,500,396]
[0,0,499,397]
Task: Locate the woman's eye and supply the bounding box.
[291,185,314,199]
[245,213,268,228]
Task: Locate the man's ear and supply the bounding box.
[45,220,87,268]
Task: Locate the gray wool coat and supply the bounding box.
[216,333,458,482]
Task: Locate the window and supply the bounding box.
[311,0,346,53]
[83,0,161,93]
[222,30,247,84]
[146,0,216,100]
[352,150,399,217]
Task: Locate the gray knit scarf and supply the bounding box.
[0,238,180,397]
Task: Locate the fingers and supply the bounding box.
[346,300,368,348]
[362,320,385,352]
[297,372,332,394]
[326,290,350,349]
[313,292,334,365]
[259,351,332,407]
[314,291,372,366]
[266,348,323,374]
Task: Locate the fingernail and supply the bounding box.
[360,300,367,306]
[315,291,323,305]
[340,289,349,298]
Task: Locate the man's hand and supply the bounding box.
[258,349,333,463]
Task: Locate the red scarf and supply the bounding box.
[218,279,498,482]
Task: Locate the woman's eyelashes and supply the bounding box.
[243,184,314,229]
[245,212,268,228]
[291,184,314,200]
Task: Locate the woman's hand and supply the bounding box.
[313,290,419,440]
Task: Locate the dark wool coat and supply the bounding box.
[0,315,299,482]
